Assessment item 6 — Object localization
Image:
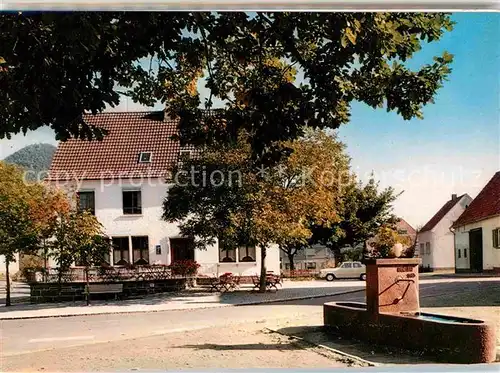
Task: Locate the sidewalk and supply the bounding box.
[0,281,365,320]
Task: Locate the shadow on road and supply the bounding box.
[274,325,437,365]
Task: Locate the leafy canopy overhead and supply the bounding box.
[1,12,454,157]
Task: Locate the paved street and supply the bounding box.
[1,278,500,362]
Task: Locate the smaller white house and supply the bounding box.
[280,244,336,271]
[453,172,500,273]
[417,194,472,271]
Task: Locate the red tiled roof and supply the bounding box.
[48,111,195,180]
[453,172,500,227]
[420,194,467,233]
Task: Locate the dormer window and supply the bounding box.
[138,152,152,163]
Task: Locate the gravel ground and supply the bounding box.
[1,322,362,372]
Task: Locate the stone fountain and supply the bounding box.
[323,258,497,363]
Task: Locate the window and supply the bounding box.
[341,263,353,268]
[123,190,141,214]
[458,249,461,259]
[398,229,408,235]
[102,250,110,265]
[112,237,129,265]
[132,236,149,265]
[493,228,500,248]
[238,246,256,262]
[353,262,362,268]
[305,248,316,256]
[306,262,317,270]
[425,242,431,255]
[219,245,236,263]
[218,243,256,263]
[75,236,110,266]
[155,245,162,255]
[464,248,467,258]
[98,236,111,265]
[78,191,95,215]
[420,243,425,256]
[138,152,152,163]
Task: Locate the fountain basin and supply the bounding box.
[324,302,497,364]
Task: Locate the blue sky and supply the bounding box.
[1,13,498,227]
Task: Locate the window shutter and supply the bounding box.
[493,228,500,248]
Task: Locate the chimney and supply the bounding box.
[451,194,458,201]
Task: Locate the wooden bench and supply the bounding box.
[86,283,123,300]
[251,275,260,291]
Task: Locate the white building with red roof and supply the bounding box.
[47,111,280,277]
[416,193,472,271]
[452,172,500,273]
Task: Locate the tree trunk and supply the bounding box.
[5,259,11,306]
[57,269,63,296]
[259,245,267,293]
[85,266,90,306]
[333,249,342,266]
[43,240,47,283]
[362,241,370,262]
[287,253,295,271]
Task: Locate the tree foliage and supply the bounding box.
[311,177,399,260]
[1,13,188,140]
[368,225,412,258]
[0,161,62,305]
[163,130,349,290]
[0,161,109,303]
[2,13,454,160]
[49,210,109,286]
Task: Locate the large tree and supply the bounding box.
[311,177,399,262]
[49,210,108,290]
[28,183,71,280]
[0,162,45,305]
[163,130,349,291]
[2,13,454,159]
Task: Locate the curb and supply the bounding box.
[233,288,364,307]
[0,288,364,320]
[264,326,379,367]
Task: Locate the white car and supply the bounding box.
[319,261,366,281]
